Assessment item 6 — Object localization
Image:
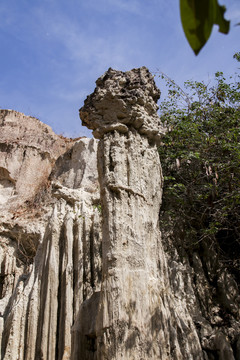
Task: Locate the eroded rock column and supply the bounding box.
[80,67,172,359]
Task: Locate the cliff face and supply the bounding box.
[0,69,239,360]
[0,110,74,209]
[0,110,100,360]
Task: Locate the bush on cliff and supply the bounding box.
[158,54,240,277]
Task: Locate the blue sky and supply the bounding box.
[0,0,239,138]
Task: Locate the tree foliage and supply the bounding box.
[180,0,230,55]
[158,56,240,274]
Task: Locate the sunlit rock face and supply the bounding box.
[80,67,164,142]
[0,110,72,208]
[80,67,240,360]
[0,70,239,360]
[0,111,101,360]
[80,67,203,359]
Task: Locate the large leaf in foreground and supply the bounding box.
[180,0,230,55]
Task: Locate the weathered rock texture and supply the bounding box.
[0,69,239,360]
[80,67,239,359]
[80,67,203,359]
[0,110,101,360]
[0,110,75,209]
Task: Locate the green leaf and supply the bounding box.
[180,0,230,55]
[213,1,230,34]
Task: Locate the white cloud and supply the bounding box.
[81,0,142,16]
[35,6,138,73]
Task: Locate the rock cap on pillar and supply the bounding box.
[80,67,165,142]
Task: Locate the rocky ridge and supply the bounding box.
[0,68,239,359]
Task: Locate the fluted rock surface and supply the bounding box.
[80,67,203,359]
[0,68,239,360]
[80,67,239,359]
[0,111,101,360]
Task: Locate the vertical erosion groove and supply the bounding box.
[82,219,88,301]
[0,257,6,300]
[55,222,65,360]
[109,152,114,172]
[72,219,79,320]
[89,222,95,290]
[126,155,130,187]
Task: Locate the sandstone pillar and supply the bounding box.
[80,67,171,359]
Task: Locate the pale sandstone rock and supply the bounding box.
[80,67,164,142]
[80,67,203,359]
[80,67,240,359]
[0,109,74,210]
[0,112,100,360]
[0,68,239,360]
